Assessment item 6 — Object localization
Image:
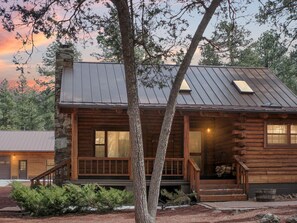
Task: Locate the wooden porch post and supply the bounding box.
[183,115,190,180]
[71,110,78,180]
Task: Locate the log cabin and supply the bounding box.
[0,131,55,179]
[32,46,297,201]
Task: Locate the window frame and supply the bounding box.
[265,121,297,148]
[94,128,130,158]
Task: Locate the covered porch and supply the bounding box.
[31,109,249,201]
[68,109,248,200]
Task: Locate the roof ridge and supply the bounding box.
[74,61,269,70]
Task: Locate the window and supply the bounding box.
[95,131,130,157]
[232,80,254,94]
[179,79,191,92]
[266,123,297,147]
[46,159,55,170]
[291,125,297,144]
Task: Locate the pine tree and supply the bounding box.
[0,79,16,129]
[199,44,221,65]
[14,74,45,130]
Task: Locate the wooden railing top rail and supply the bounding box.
[234,155,249,171]
[31,158,71,182]
[188,158,200,172]
[144,157,184,161]
[78,157,130,161]
[78,157,184,161]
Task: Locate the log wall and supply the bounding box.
[214,118,235,167]
[238,115,297,184]
[77,110,183,158]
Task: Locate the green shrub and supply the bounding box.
[38,185,69,215]
[160,189,194,207]
[96,186,133,212]
[10,182,133,216]
[10,182,44,215]
[11,182,68,216]
[63,183,86,212]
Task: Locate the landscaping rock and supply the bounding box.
[286,215,297,223]
[257,213,280,223]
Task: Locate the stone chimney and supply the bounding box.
[54,44,74,166]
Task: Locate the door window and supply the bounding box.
[189,131,202,168]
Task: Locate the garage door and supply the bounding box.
[0,156,11,179]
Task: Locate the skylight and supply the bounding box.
[232,80,254,94]
[180,79,191,92]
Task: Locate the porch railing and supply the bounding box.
[188,158,200,197]
[30,158,71,187]
[144,158,184,176]
[78,157,130,176]
[234,155,249,195]
[78,157,184,177]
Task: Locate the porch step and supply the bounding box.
[200,194,247,202]
[200,184,240,189]
[200,179,236,184]
[199,179,247,202]
[200,188,244,195]
[200,179,239,189]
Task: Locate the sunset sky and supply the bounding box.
[0,1,269,84]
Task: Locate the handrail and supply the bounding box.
[188,158,200,172]
[30,158,71,187]
[188,158,200,199]
[234,155,249,196]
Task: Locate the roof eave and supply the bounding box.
[59,102,297,114]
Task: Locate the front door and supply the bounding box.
[19,160,27,179]
[189,131,203,175]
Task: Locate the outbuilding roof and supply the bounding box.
[0,131,54,152]
[60,62,297,113]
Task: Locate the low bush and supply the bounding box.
[96,186,133,212]
[10,182,133,216]
[160,189,196,207]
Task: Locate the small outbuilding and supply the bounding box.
[0,131,55,179]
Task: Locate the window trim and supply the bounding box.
[265,121,297,148]
[94,129,130,158]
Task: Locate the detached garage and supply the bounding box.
[0,131,55,179]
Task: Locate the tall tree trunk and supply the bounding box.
[147,0,222,218]
[114,0,222,222]
[112,1,153,222]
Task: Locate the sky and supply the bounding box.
[0,1,270,83]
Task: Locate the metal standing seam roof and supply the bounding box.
[60,62,297,113]
[0,131,54,152]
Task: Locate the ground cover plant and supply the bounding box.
[10,182,133,216]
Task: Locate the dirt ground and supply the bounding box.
[1,186,297,223]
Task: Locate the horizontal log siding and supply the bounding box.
[77,110,183,158]
[244,117,297,184]
[142,113,183,158]
[214,118,235,168]
[78,111,129,157]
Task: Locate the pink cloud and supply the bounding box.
[0,27,51,56]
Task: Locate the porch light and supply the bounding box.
[207,128,211,133]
